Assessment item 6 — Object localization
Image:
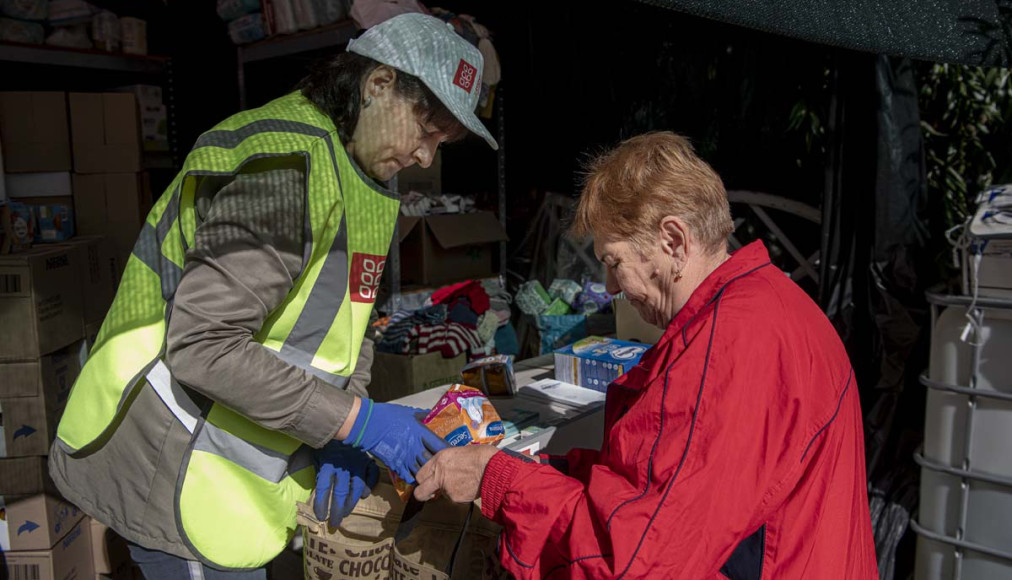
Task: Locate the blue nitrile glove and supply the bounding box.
[347,399,448,485]
[313,441,380,527]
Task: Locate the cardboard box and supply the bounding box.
[88,519,130,576]
[4,494,85,551]
[114,85,167,152]
[120,17,147,56]
[105,175,143,273]
[72,173,144,269]
[69,93,141,174]
[396,149,441,194]
[3,518,95,580]
[58,236,118,324]
[0,346,80,400]
[82,320,101,362]
[115,85,161,110]
[5,172,73,199]
[614,297,664,344]
[0,245,84,359]
[398,211,507,285]
[369,351,465,402]
[554,336,649,393]
[0,92,72,173]
[0,341,84,456]
[0,456,54,495]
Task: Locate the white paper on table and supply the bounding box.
[518,378,606,409]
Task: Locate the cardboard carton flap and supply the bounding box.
[103,93,139,145]
[398,215,422,243]
[69,93,104,144]
[426,211,508,249]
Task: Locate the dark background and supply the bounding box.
[29,0,839,242]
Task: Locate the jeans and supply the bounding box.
[128,543,267,580]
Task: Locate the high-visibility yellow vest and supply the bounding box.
[55,92,399,569]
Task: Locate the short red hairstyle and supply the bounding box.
[572,132,733,255]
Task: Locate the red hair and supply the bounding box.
[572,132,732,254]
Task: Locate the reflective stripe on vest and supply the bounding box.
[146,361,295,483]
[146,360,199,433]
[55,92,399,569]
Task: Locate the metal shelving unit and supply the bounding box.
[0,41,168,74]
[239,20,357,62]
[235,22,507,311]
[0,42,180,169]
[236,20,357,109]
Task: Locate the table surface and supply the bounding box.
[391,354,605,455]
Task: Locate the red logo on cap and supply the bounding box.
[453,59,477,93]
[349,253,386,303]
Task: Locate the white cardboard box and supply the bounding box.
[5,172,73,199]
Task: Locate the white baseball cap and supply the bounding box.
[347,13,499,150]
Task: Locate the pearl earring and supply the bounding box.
[362,97,372,109]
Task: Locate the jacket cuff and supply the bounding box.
[288,378,356,448]
[480,450,523,520]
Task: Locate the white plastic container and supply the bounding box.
[915,303,1012,580]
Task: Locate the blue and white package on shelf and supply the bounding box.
[553,336,648,392]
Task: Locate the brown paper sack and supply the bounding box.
[298,481,512,580]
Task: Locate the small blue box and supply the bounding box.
[554,336,649,392]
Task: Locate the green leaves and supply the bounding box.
[918,62,1012,229]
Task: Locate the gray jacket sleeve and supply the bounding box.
[347,338,374,398]
[165,168,357,448]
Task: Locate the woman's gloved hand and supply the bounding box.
[348,399,447,484]
[313,441,380,527]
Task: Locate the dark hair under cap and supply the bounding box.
[297,51,467,145]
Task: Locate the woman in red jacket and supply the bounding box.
[414,131,878,579]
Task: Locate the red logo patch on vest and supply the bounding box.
[349,253,386,303]
[453,59,477,93]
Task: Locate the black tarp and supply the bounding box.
[637,0,1012,66]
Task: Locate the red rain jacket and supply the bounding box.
[480,242,878,579]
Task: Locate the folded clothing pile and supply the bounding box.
[376,279,517,359]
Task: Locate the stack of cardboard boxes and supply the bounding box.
[68,91,152,272]
[0,92,75,248]
[0,90,155,270]
[0,237,127,577]
[365,158,511,400]
[2,500,132,580]
[2,494,93,580]
[0,91,140,578]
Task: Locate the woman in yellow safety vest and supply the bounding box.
[50,13,497,577]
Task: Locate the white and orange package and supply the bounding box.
[423,384,506,446]
[391,384,505,500]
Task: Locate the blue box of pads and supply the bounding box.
[553,336,649,392]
